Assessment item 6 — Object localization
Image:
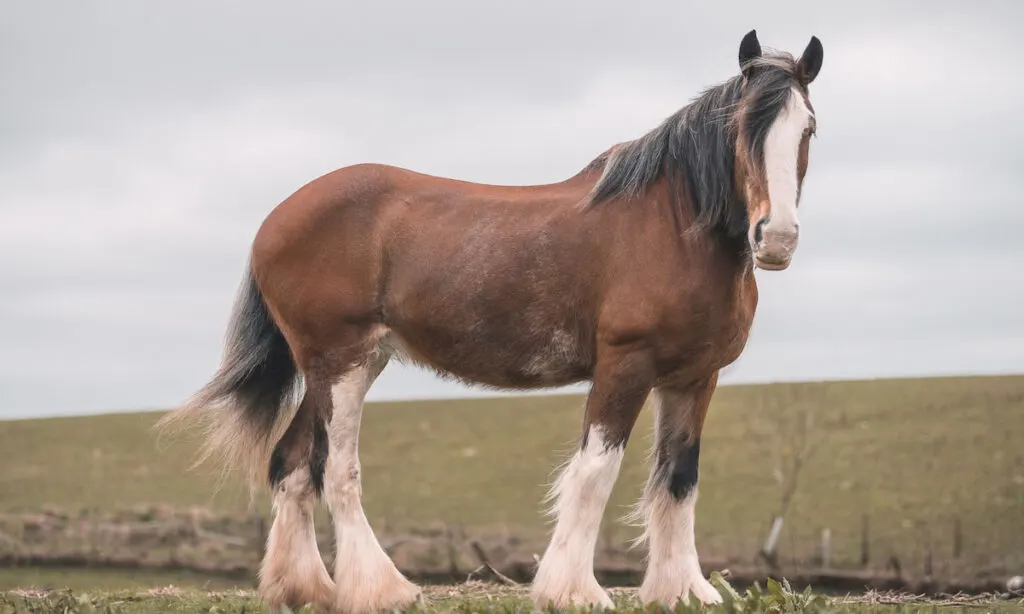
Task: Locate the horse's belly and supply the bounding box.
[384,318,594,390]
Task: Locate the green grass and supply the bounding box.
[5,575,1022,614]
[1,375,1023,575]
[0,568,248,594]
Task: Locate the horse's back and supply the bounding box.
[247,162,600,371]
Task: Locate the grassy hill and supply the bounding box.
[1,375,1022,579]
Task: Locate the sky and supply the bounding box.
[2,1,1022,420]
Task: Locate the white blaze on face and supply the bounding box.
[759,86,814,245]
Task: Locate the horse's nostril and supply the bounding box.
[754,217,769,244]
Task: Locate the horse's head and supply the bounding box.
[732,30,823,271]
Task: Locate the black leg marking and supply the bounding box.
[309,419,329,496]
[666,437,701,501]
[268,442,288,488]
[266,389,325,490]
[267,416,310,489]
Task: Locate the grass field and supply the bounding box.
[4,577,1023,614]
[1,374,1023,589]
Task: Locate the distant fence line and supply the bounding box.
[0,506,1016,595]
[757,513,971,574]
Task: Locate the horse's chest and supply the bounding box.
[659,283,757,380]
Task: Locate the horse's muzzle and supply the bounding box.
[752,219,799,271]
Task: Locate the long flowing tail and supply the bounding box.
[157,259,302,490]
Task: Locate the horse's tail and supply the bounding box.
[157,259,301,491]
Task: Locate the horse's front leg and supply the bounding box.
[633,372,723,607]
[530,346,654,609]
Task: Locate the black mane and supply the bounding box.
[581,52,801,239]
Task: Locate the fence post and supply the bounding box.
[820,528,831,570]
[953,517,962,559]
[860,514,870,567]
[760,516,785,567]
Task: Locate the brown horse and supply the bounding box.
[162,29,823,613]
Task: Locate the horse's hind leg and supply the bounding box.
[259,381,335,610]
[324,337,421,614]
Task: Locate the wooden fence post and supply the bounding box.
[820,528,831,570]
[953,517,962,559]
[860,514,870,567]
[760,516,785,568]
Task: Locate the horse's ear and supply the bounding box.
[797,36,823,85]
[738,29,762,75]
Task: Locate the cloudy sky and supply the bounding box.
[2,1,1021,420]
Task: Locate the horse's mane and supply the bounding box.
[580,51,801,239]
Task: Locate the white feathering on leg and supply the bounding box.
[325,348,422,614]
[633,388,721,606]
[532,425,623,609]
[259,469,335,609]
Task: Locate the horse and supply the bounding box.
[161,29,823,613]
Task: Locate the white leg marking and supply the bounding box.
[632,389,721,606]
[326,355,421,614]
[531,425,623,609]
[636,488,722,606]
[763,86,814,232]
[259,469,335,609]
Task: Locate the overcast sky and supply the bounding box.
[2,1,1021,420]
